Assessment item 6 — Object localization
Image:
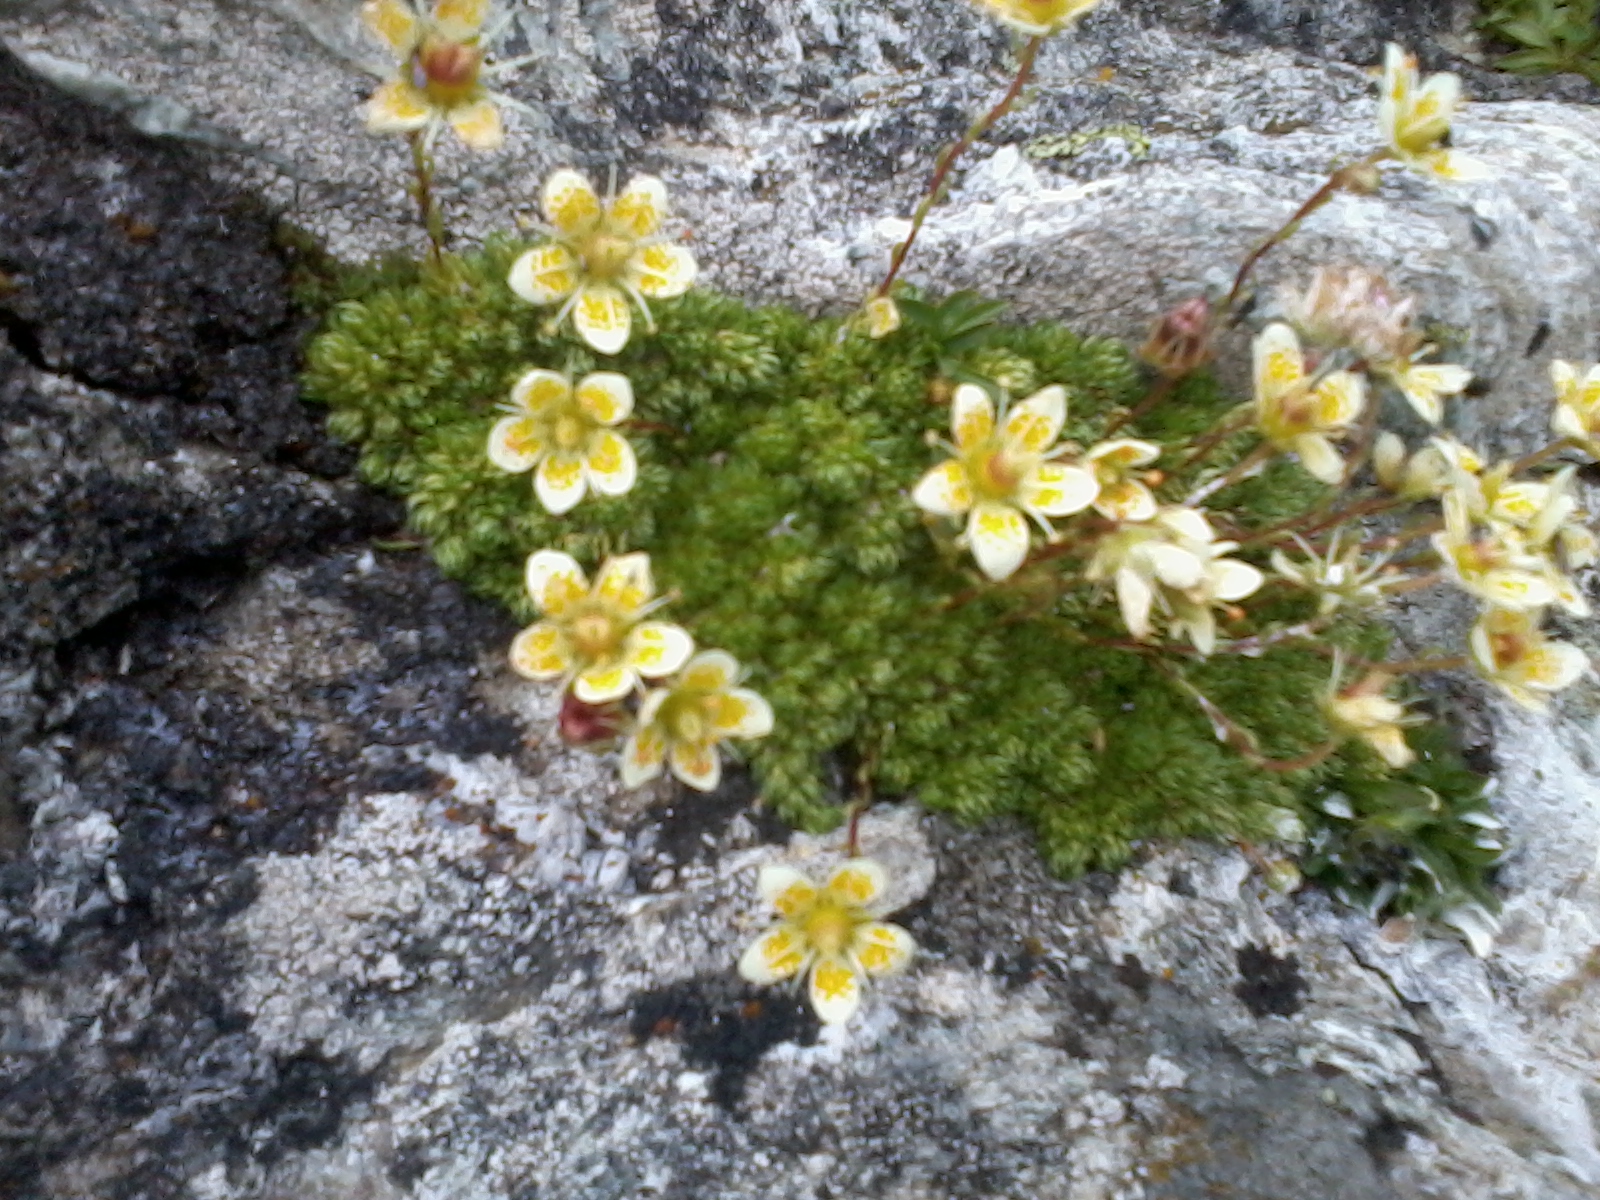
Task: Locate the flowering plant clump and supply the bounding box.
[305,16,1594,1020]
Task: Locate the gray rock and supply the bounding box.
[2,4,1600,1199]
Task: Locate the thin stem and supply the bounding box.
[1237,492,1411,551]
[1101,373,1178,440]
[1186,442,1274,506]
[876,36,1043,298]
[1217,153,1385,321]
[1510,439,1572,475]
[1176,412,1253,473]
[1155,659,1335,772]
[408,130,446,264]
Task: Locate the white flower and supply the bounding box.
[620,651,773,792]
[1252,323,1365,485]
[486,369,637,513]
[1377,43,1489,182]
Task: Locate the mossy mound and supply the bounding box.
[304,242,1408,874]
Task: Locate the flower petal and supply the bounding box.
[1087,438,1161,468]
[1398,364,1471,425]
[758,866,819,917]
[950,384,995,450]
[1144,543,1204,589]
[609,175,668,239]
[573,284,633,355]
[1021,463,1099,518]
[524,550,587,614]
[911,459,974,518]
[575,372,634,424]
[966,502,1031,581]
[362,0,419,58]
[680,650,740,693]
[1253,323,1305,400]
[809,955,863,1024]
[1407,71,1459,145]
[535,451,588,514]
[511,370,571,419]
[1294,433,1346,485]
[851,922,915,978]
[1524,642,1588,691]
[1476,569,1557,610]
[595,553,654,612]
[1002,385,1067,453]
[448,97,503,151]
[823,859,887,908]
[434,0,489,31]
[583,430,637,498]
[542,168,602,235]
[863,296,901,339]
[1116,565,1154,639]
[738,924,810,985]
[668,740,722,791]
[1364,725,1416,769]
[1423,149,1490,182]
[508,245,580,306]
[487,415,544,473]
[1094,479,1158,523]
[713,688,774,739]
[1315,371,1365,428]
[509,622,570,679]
[574,662,634,704]
[623,621,694,679]
[629,243,697,299]
[1211,558,1264,602]
[619,724,668,788]
[365,79,432,134]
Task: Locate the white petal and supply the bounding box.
[966,502,1031,581]
[808,955,864,1024]
[524,550,586,612]
[1212,559,1264,602]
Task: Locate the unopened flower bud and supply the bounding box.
[1373,431,1407,491]
[558,691,627,747]
[1139,296,1213,378]
[1335,162,1383,195]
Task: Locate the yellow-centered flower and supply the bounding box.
[1377,43,1488,182]
[487,369,637,514]
[1252,323,1365,485]
[972,0,1103,36]
[1551,360,1600,456]
[508,170,697,355]
[620,651,774,793]
[1085,506,1263,654]
[1378,353,1472,425]
[1432,490,1557,612]
[1084,438,1161,522]
[1322,666,1420,769]
[1470,607,1588,712]
[738,860,915,1025]
[861,296,902,340]
[509,551,693,703]
[912,383,1099,581]
[361,0,516,151]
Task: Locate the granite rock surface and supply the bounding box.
[1,3,1600,1198]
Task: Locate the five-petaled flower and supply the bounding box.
[862,296,902,340]
[912,383,1099,581]
[361,0,515,151]
[509,550,693,703]
[508,169,697,355]
[738,859,915,1025]
[1084,439,1161,522]
[1252,322,1366,485]
[1432,490,1559,612]
[972,0,1103,37]
[621,651,774,792]
[487,369,638,514]
[1377,43,1488,182]
[1085,506,1264,654]
[1322,664,1419,769]
[1469,607,1588,712]
[1551,360,1600,456]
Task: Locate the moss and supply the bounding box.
[301,243,1466,876]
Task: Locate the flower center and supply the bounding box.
[1488,631,1527,669]
[414,38,482,107]
[570,610,620,660]
[552,413,587,451]
[581,233,636,280]
[972,447,1023,500]
[802,903,855,957]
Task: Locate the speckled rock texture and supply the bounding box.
[1,3,1600,1199]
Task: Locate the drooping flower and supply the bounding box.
[912,384,1099,581]
[971,0,1103,36]
[508,170,697,355]
[1550,360,1600,456]
[1281,266,1418,366]
[1252,323,1366,485]
[621,651,774,792]
[738,860,915,1025]
[1373,433,1479,500]
[1085,506,1264,654]
[1270,529,1397,616]
[1378,353,1473,426]
[361,0,520,151]
[1377,43,1488,182]
[509,551,693,703]
[1444,462,1591,616]
[1084,439,1161,522]
[487,369,638,514]
[1321,664,1419,769]
[1469,607,1588,712]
